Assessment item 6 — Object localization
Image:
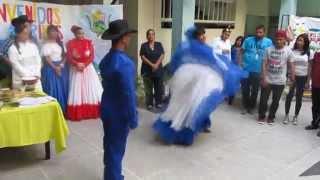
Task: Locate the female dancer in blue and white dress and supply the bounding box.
[153,26,247,145]
[41,25,69,113]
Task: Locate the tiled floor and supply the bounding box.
[1,99,320,180]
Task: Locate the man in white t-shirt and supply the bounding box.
[258,30,295,125]
[212,28,232,61]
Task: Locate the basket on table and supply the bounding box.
[0,88,26,102]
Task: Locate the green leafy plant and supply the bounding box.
[136,76,145,107]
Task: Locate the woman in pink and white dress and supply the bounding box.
[66,25,102,121]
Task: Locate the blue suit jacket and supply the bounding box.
[99,49,138,129]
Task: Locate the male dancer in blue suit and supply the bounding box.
[99,20,138,180]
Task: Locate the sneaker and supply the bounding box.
[247,109,253,115]
[283,115,289,125]
[147,105,153,111]
[203,128,211,133]
[228,98,233,105]
[258,118,265,125]
[292,116,298,125]
[241,109,247,115]
[267,118,275,125]
[317,131,320,137]
[156,104,163,109]
[305,125,319,130]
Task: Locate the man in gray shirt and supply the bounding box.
[258,30,295,125]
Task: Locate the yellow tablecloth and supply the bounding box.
[0,101,69,153]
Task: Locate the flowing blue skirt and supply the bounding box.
[153,39,248,145]
[41,61,69,113]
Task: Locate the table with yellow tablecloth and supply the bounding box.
[0,100,69,156]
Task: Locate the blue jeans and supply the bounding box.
[311,87,320,127]
[259,84,285,120]
[285,76,307,116]
[241,72,261,110]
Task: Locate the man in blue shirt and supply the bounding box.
[99,20,138,180]
[241,25,273,114]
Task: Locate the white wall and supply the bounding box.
[246,0,269,16]
[136,0,247,73]
[103,0,112,4]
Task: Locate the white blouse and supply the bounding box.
[41,42,63,62]
[290,50,310,77]
[8,41,42,90]
[212,37,232,61]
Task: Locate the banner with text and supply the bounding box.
[0,0,123,64]
[289,15,320,53]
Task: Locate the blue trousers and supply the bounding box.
[103,120,129,180]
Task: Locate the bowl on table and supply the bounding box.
[0,89,25,102]
[0,88,14,102]
[0,88,11,94]
[22,76,38,85]
[22,77,38,91]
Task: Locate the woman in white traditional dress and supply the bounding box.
[8,23,42,90]
[153,26,247,145]
[66,25,102,121]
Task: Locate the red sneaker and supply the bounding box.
[258,118,265,125]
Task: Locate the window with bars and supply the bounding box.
[161,0,236,28]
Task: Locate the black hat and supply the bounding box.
[223,25,232,33]
[102,19,137,40]
[11,17,21,27]
[11,15,33,27]
[18,15,33,23]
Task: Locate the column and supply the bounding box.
[125,0,139,65]
[171,0,196,53]
[278,0,297,29]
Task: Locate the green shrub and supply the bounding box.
[136,76,145,107]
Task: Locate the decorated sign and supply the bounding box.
[288,15,320,96]
[0,0,123,64]
[288,15,320,53]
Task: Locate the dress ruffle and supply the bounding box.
[41,61,69,113]
[153,38,247,145]
[67,64,102,121]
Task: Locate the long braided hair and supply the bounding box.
[14,24,28,54]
